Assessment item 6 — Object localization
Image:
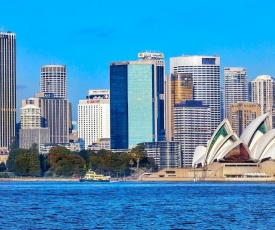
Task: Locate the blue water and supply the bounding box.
[0,182,274,229]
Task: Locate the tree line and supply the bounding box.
[3,144,157,177]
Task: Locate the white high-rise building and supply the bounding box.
[224,67,248,119]
[40,65,66,99]
[78,90,110,149]
[251,75,273,115]
[170,55,220,133]
[19,99,50,149]
[20,105,41,129]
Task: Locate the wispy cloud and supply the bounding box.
[16,84,27,90]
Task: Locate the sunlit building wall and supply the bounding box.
[224,67,248,119]
[230,102,260,136]
[170,55,220,133]
[174,100,211,167]
[165,73,193,141]
[78,90,110,149]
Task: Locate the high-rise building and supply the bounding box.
[220,87,224,121]
[35,92,69,143]
[165,73,193,141]
[230,102,260,136]
[110,52,165,149]
[20,105,41,129]
[224,67,248,119]
[19,100,49,149]
[174,100,211,167]
[251,75,273,115]
[78,90,110,149]
[0,31,16,148]
[170,55,220,133]
[40,65,66,99]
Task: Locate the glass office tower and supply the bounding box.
[110,52,165,149]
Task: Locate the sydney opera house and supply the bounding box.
[141,113,275,181]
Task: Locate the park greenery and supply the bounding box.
[3,143,157,178]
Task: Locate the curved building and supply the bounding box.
[40,65,67,99]
[193,112,275,167]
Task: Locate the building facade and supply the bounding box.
[141,141,181,169]
[165,73,193,141]
[40,65,67,99]
[174,100,211,167]
[224,67,248,119]
[230,102,260,136]
[35,92,69,143]
[110,52,165,149]
[19,100,50,149]
[170,55,220,133]
[251,75,273,115]
[78,90,110,149]
[20,105,41,129]
[220,87,224,121]
[0,31,16,148]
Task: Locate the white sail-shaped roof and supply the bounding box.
[240,113,272,149]
[251,129,275,160]
[208,132,239,164]
[192,146,206,167]
[260,144,275,161]
[204,119,233,165]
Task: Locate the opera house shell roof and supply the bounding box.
[193,113,275,167]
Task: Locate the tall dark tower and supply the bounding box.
[0,31,16,148]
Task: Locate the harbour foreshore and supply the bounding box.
[0,177,79,182]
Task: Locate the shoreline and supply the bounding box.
[1,177,275,182]
[0,178,79,182]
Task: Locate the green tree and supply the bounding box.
[0,162,6,172]
[28,153,41,176]
[130,144,146,173]
[29,143,39,155]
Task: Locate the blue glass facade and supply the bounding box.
[110,58,165,149]
[128,64,154,148]
[156,66,165,140]
[110,63,128,149]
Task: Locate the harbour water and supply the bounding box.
[0,182,274,229]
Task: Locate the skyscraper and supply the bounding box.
[0,31,16,148]
[110,52,165,149]
[40,65,67,99]
[165,73,193,141]
[220,87,224,121]
[251,75,273,115]
[78,90,110,149]
[174,100,211,167]
[230,102,260,136]
[19,101,50,149]
[35,92,69,143]
[224,67,248,119]
[170,55,220,133]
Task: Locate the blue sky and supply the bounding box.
[1,0,275,121]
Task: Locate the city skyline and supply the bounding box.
[2,1,275,121]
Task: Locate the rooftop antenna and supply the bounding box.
[1,26,4,32]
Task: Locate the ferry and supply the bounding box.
[79,170,110,182]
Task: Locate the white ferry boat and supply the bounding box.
[79,170,110,182]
